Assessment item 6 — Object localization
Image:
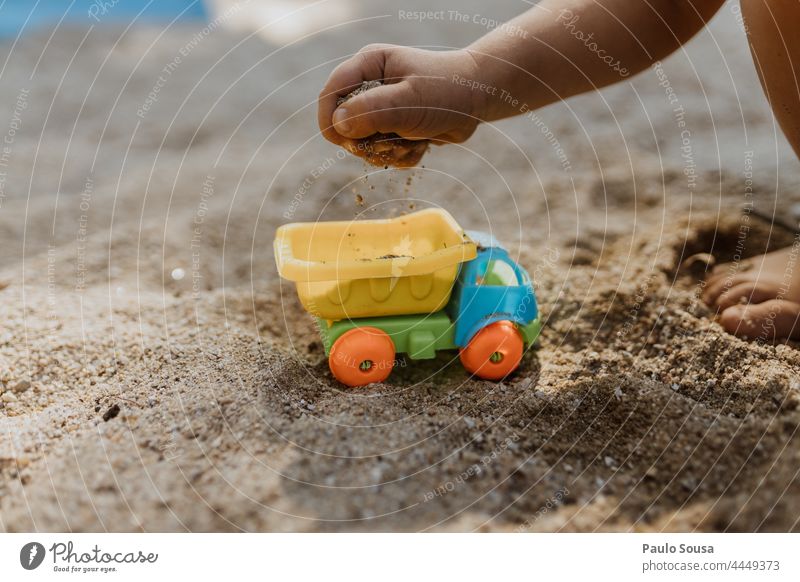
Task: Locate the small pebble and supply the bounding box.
[11,380,31,393]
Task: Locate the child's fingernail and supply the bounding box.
[333,108,351,134]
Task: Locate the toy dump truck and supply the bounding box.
[274,208,540,387]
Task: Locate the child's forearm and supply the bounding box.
[469,0,725,120]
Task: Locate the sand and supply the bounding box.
[1,1,800,532]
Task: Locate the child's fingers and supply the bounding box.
[317,44,391,144]
[331,80,422,139]
[429,124,479,144]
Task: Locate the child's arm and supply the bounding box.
[318,0,724,158]
[470,0,725,119]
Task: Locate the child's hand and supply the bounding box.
[318,45,486,164]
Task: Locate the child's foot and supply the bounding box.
[702,245,800,340]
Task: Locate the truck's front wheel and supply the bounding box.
[329,327,395,387]
[460,321,523,380]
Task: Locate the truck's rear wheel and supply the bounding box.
[329,327,395,387]
[460,321,523,380]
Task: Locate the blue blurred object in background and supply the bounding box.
[0,0,208,38]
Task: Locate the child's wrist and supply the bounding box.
[459,48,493,122]
[464,43,527,122]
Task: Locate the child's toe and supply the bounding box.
[702,273,750,305]
[719,300,800,340]
[715,281,779,310]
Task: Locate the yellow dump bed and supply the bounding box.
[274,208,477,320]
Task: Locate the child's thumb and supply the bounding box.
[332,81,422,139]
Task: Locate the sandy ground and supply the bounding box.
[1,1,800,532]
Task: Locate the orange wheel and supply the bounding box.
[459,321,523,380]
[329,327,396,387]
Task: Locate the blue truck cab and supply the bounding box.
[449,231,540,348]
